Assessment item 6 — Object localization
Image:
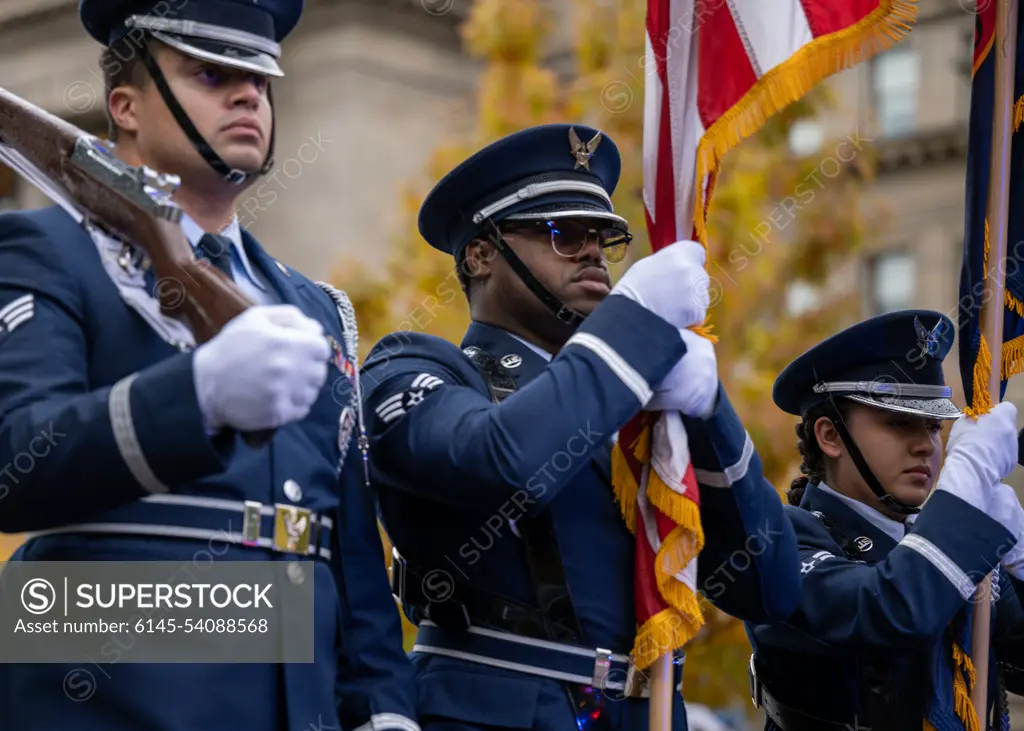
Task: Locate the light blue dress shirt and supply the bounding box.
[178,213,277,306]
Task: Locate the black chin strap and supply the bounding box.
[826,402,922,515]
[138,39,275,185]
[482,219,586,329]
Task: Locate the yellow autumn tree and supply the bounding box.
[331,0,876,718]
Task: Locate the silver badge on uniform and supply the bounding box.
[855,536,874,552]
[501,353,522,369]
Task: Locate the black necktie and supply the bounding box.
[197,233,234,279]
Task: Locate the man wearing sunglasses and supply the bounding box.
[361,124,801,730]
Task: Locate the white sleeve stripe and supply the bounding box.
[0,294,32,320]
[5,310,33,331]
[900,534,976,600]
[412,373,443,389]
[351,713,421,731]
[108,374,169,495]
[378,404,405,420]
[693,432,754,488]
[378,393,404,409]
[564,332,652,404]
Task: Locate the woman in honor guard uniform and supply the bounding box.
[746,310,1024,730]
[360,124,803,731]
[0,2,417,730]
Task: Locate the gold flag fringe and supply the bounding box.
[921,641,979,730]
[967,93,1024,415]
[1003,332,1024,380]
[965,215,1024,415]
[609,417,705,673]
[952,641,980,731]
[631,471,706,669]
[690,0,918,250]
[964,332,994,417]
[1014,93,1024,134]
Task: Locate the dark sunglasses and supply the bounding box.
[501,219,632,263]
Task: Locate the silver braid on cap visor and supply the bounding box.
[812,381,953,399]
[124,15,282,58]
[472,181,613,223]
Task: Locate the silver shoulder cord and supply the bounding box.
[315,281,370,487]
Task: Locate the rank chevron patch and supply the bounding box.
[0,294,33,334]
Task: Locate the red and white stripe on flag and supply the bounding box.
[642,0,916,252]
[612,0,917,672]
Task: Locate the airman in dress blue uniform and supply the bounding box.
[360,124,802,731]
[0,2,417,729]
[746,309,1024,730]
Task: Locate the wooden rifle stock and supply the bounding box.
[0,87,273,447]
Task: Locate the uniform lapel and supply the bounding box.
[460,321,549,386]
[239,230,305,307]
[802,484,901,562]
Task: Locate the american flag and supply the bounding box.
[611,0,917,675]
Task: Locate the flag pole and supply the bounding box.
[649,652,673,731]
[972,0,1017,717]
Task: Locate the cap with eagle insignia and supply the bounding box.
[773,309,960,420]
[79,0,302,185]
[418,123,626,257]
[569,127,601,171]
[79,0,304,78]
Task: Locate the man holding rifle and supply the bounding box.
[0,1,417,730]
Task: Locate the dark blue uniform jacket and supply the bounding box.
[361,294,801,731]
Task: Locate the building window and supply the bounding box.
[873,48,920,137]
[788,120,824,157]
[868,250,916,315]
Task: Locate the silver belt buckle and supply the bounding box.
[624,660,650,699]
[242,501,262,546]
[592,648,612,689]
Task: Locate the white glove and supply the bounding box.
[935,401,1019,511]
[612,239,710,329]
[644,328,719,418]
[989,482,1024,581]
[193,305,331,432]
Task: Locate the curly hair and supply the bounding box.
[787,399,854,507]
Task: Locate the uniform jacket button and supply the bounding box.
[287,562,305,586]
[283,479,302,502]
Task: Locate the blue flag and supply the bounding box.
[959,4,1024,414]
